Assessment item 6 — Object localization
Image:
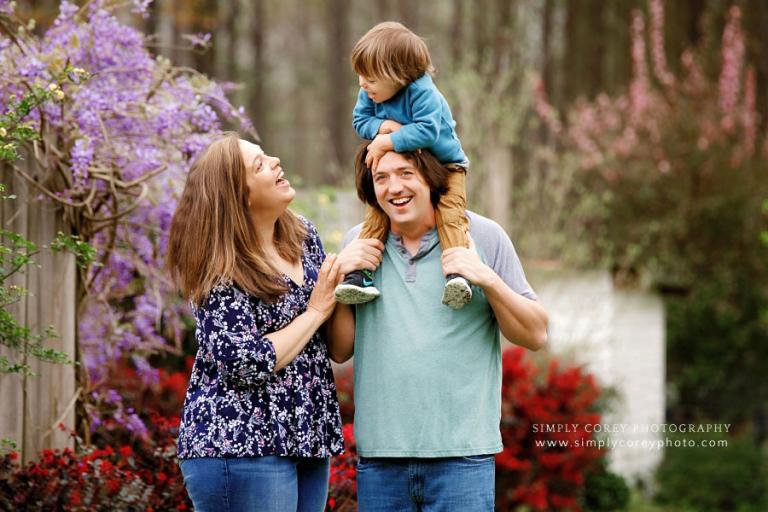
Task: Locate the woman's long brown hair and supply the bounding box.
[166,132,307,306]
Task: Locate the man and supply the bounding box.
[329,147,548,511]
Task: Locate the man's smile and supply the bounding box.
[388,196,413,207]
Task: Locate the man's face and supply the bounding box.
[372,151,433,231]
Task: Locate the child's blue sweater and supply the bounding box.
[352,74,468,166]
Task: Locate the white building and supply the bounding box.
[529,268,666,487]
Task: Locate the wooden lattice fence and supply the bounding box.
[0,162,77,463]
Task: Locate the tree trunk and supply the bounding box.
[472,0,490,72]
[450,0,464,70]
[156,0,175,62]
[490,0,512,77]
[377,0,392,21]
[215,1,233,81]
[326,0,351,183]
[396,0,418,30]
[192,0,217,77]
[484,145,512,229]
[249,0,265,138]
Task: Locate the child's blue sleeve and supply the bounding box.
[389,85,441,152]
[353,89,385,140]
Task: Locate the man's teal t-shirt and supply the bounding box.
[344,211,538,457]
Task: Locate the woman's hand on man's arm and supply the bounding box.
[324,238,383,363]
[267,254,342,370]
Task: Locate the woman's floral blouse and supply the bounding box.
[177,218,343,459]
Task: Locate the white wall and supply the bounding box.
[530,268,666,486]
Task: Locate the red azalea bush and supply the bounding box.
[328,366,357,511]
[0,414,190,511]
[496,348,603,511]
[2,352,602,511]
[328,349,606,512]
[0,354,193,510]
[107,356,195,420]
[327,423,358,512]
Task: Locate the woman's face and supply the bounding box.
[239,139,294,214]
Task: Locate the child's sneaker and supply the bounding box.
[335,269,380,305]
[442,274,472,309]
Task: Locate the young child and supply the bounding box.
[334,21,472,310]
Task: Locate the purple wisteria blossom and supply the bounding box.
[0,0,14,17]
[131,0,152,17]
[69,136,93,184]
[181,32,212,49]
[1,0,255,432]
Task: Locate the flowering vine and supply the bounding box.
[0,0,254,435]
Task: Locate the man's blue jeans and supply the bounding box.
[179,456,330,512]
[356,455,496,511]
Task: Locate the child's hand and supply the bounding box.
[378,120,403,134]
[365,134,394,170]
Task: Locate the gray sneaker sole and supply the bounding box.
[334,284,381,305]
[442,277,472,309]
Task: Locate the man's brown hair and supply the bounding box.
[351,22,435,85]
[166,132,307,306]
[355,144,448,211]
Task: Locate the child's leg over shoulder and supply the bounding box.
[359,205,390,243]
[435,168,469,251]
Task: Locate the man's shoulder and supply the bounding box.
[466,210,517,266]
[467,210,506,240]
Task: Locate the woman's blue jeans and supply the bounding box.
[179,456,330,512]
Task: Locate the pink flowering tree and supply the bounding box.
[533,0,768,429]
[0,0,254,438]
[536,0,766,286]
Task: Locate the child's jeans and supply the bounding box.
[359,165,469,251]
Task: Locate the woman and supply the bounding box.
[167,132,344,512]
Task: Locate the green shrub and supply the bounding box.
[582,459,630,511]
[654,432,767,512]
[666,277,768,426]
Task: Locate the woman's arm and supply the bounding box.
[324,237,384,362]
[203,255,341,385]
[267,254,341,370]
[201,286,276,386]
[267,308,329,371]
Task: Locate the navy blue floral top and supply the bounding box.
[177,218,343,459]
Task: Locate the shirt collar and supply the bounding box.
[387,229,439,259]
